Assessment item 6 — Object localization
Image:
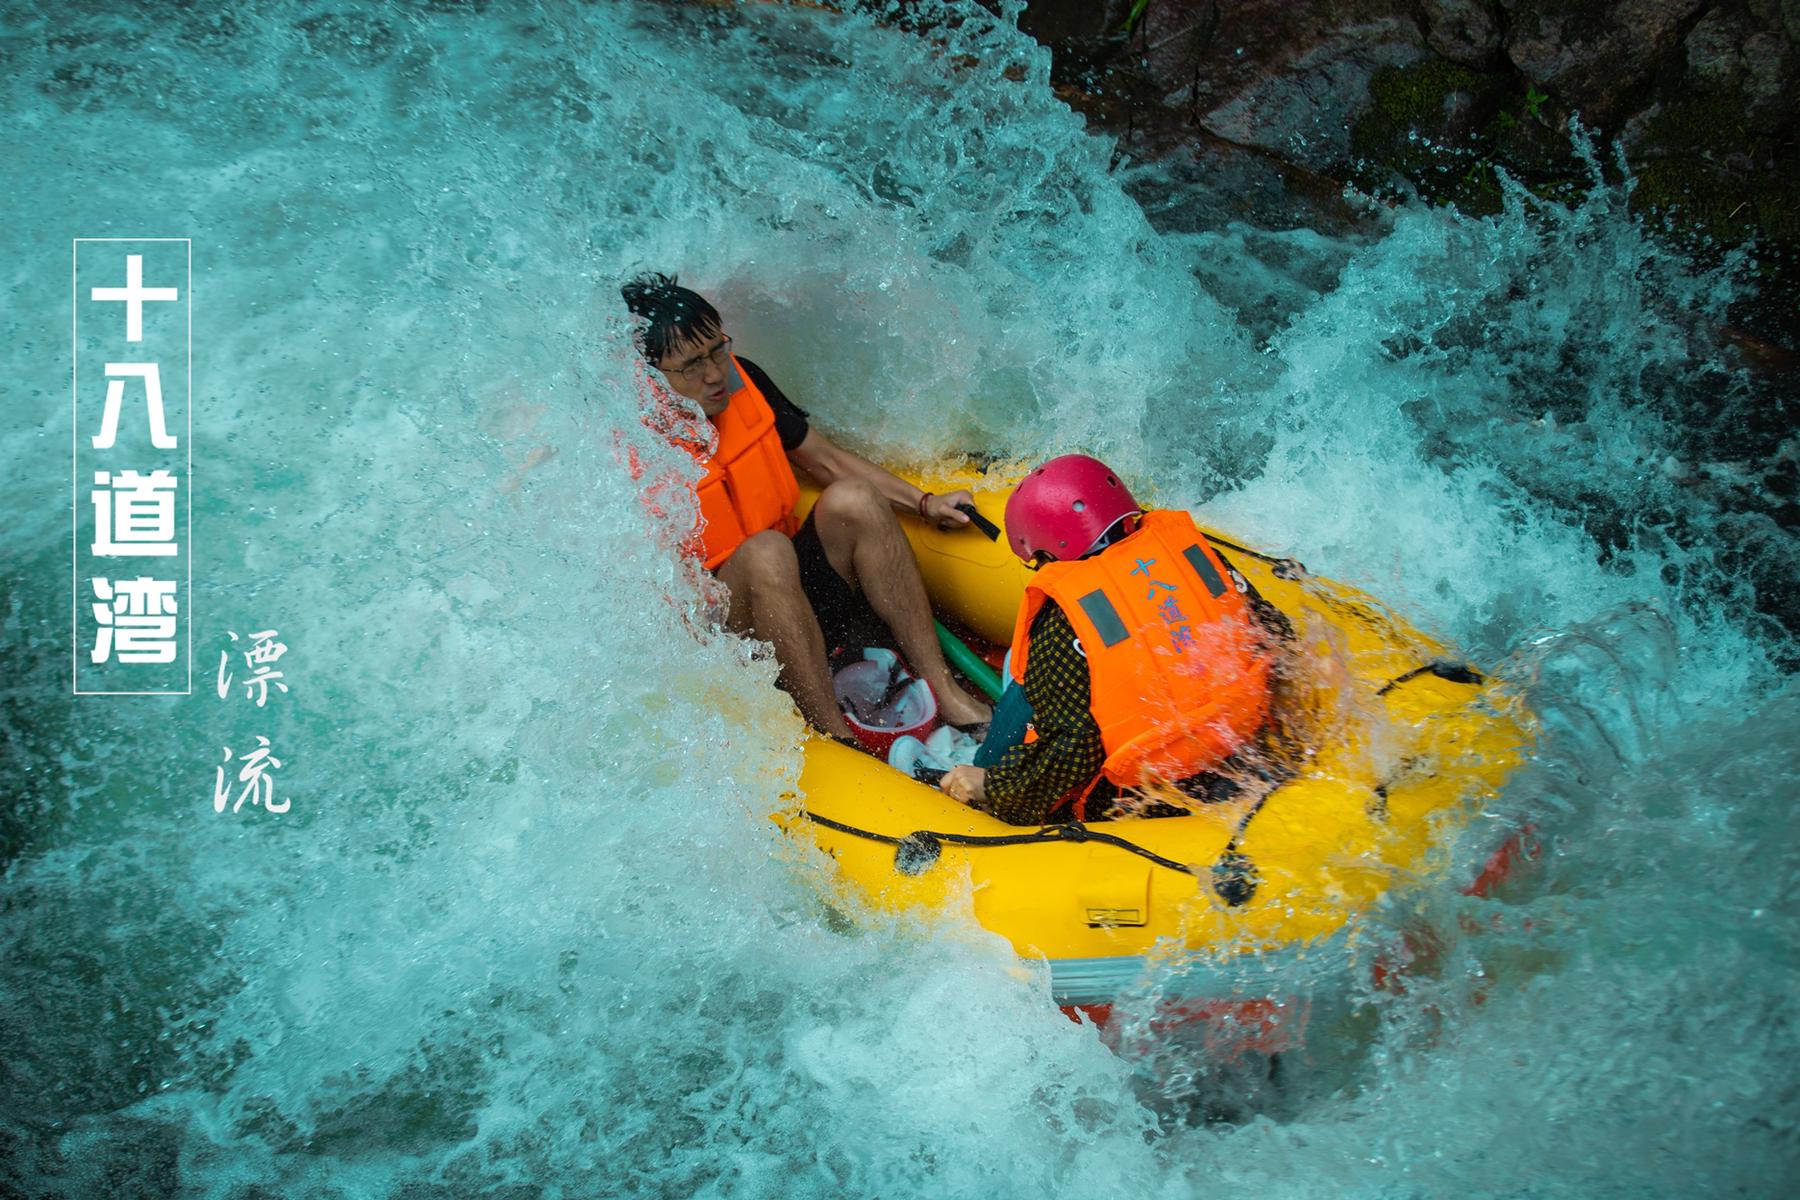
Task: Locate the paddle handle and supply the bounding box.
[956,502,1001,541]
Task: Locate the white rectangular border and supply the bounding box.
[72,237,194,696]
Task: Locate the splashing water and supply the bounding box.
[2,2,1794,1196]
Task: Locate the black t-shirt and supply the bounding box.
[736,356,810,451]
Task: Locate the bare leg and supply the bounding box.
[808,479,992,727]
[716,530,856,740]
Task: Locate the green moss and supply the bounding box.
[1634,159,1800,245]
[1479,94,1583,182]
[1348,60,1514,215]
[1366,60,1489,126]
[1630,86,1800,249]
[1348,59,1639,217]
[1638,86,1760,159]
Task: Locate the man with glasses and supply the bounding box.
[621,272,992,742]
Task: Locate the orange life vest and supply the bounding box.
[688,357,802,569]
[1007,509,1274,796]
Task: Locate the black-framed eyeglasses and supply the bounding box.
[663,335,733,384]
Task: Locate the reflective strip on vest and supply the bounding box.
[1182,543,1228,597]
[1076,589,1130,648]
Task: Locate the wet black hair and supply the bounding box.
[619,271,722,364]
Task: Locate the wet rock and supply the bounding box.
[1502,0,1708,127]
[1685,8,1790,112]
[1687,8,1748,77]
[1347,59,1528,211]
[1014,0,1123,46]
[1104,1,1431,171]
[1616,1,1798,270]
[1200,19,1427,169]
[1424,0,1504,66]
[1017,0,1799,345]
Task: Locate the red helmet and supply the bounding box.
[1004,455,1140,564]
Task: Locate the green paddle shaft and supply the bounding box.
[935,620,1004,702]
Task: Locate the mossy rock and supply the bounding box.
[1628,82,1800,255]
[1348,60,1516,213]
[1634,158,1800,245]
[1349,58,1633,216]
[1365,58,1494,126]
[1479,90,1587,183]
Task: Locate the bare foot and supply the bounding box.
[935,684,992,728]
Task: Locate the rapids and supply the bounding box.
[1,2,1793,1196]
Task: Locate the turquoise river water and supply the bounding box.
[1,2,1795,1197]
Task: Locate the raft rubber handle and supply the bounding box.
[934,620,1004,702]
[955,502,1001,541]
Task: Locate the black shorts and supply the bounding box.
[791,513,889,659]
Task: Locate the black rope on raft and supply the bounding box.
[795,810,1199,877]
[1202,534,1307,580]
[800,658,1485,894]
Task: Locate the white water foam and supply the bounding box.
[1,2,1792,1196]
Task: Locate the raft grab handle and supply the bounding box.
[955,502,1001,541]
[1376,660,1485,697]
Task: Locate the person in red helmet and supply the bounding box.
[939,455,1291,824]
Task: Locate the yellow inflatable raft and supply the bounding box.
[777,472,1533,1009]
